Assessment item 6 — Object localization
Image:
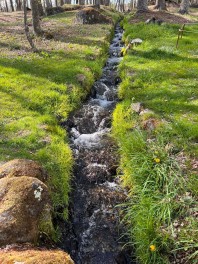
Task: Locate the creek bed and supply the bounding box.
[59,24,135,264]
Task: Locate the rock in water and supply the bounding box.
[0,176,51,246]
[0,159,48,182]
[0,248,74,264]
[76,7,112,24]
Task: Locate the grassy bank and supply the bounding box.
[113,14,198,264]
[0,8,120,222]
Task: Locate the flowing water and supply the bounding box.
[60,24,135,264]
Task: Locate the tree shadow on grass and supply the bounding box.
[131,49,198,62]
[0,54,98,85]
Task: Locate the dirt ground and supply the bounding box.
[129,6,198,24]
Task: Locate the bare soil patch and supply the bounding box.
[129,9,191,24]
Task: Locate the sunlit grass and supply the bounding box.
[113,17,198,264]
[0,9,121,224]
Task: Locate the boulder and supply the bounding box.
[0,159,48,182]
[76,7,112,24]
[0,248,74,264]
[45,6,64,16]
[0,176,52,246]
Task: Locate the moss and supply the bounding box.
[0,249,74,264]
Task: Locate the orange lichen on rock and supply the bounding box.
[0,249,74,264]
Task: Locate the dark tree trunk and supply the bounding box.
[16,0,22,11]
[38,0,45,16]
[30,0,43,36]
[10,0,14,11]
[45,0,52,8]
[179,0,189,14]
[154,0,166,10]
[5,0,9,12]
[137,0,148,11]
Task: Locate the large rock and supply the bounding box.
[0,159,48,182]
[0,248,74,264]
[76,7,112,24]
[0,176,52,246]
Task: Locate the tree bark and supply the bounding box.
[16,0,22,11]
[23,0,37,51]
[10,0,14,11]
[154,0,166,10]
[137,0,148,11]
[30,0,43,36]
[5,0,9,12]
[37,0,44,16]
[179,0,189,14]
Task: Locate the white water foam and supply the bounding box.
[74,129,109,149]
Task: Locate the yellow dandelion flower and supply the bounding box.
[150,245,156,252]
[154,158,160,163]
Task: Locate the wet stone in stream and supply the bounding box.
[59,24,134,264]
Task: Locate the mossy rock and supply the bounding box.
[76,7,112,24]
[45,6,64,16]
[0,159,48,182]
[0,249,74,264]
[0,176,52,246]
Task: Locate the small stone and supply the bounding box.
[76,74,86,85]
[130,38,143,45]
[142,118,159,131]
[139,109,154,116]
[131,102,143,113]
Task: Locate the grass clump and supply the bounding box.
[112,15,198,264]
[0,9,121,225]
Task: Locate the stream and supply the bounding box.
[59,23,135,264]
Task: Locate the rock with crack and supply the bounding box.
[0,176,52,246]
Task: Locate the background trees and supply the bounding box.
[0,0,195,15]
[179,0,190,14]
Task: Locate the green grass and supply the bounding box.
[0,9,121,228]
[113,16,198,264]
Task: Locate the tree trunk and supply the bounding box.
[30,0,43,36]
[179,0,189,14]
[23,0,37,51]
[38,0,45,16]
[16,0,22,11]
[154,0,166,10]
[10,0,14,11]
[45,0,52,8]
[137,0,148,11]
[5,0,9,12]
